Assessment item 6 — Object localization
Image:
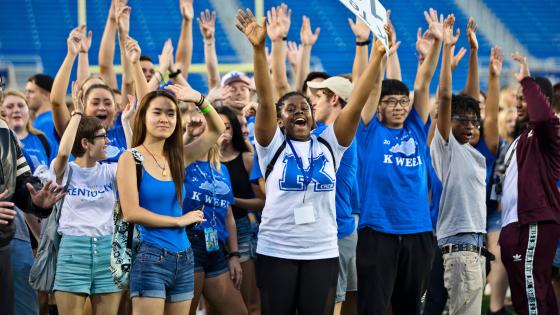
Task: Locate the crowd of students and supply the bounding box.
[1,1,560,315]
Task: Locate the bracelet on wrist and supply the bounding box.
[169,69,182,79]
[200,104,212,114]
[156,71,164,81]
[282,36,288,41]
[195,94,205,108]
[356,39,371,46]
[71,111,83,117]
[228,251,241,259]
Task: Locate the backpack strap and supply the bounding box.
[264,141,286,181]
[317,136,337,173]
[55,165,73,223]
[126,149,144,250]
[36,133,51,159]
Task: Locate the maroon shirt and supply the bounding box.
[516,77,560,225]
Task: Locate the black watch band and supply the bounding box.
[356,39,371,46]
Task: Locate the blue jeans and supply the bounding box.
[11,239,39,315]
[130,242,195,302]
[187,229,229,277]
[236,216,258,262]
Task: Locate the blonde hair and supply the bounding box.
[2,89,44,136]
[207,143,221,171]
[498,107,516,143]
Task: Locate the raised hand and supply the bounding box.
[442,14,460,47]
[71,81,84,113]
[416,28,434,61]
[242,102,258,118]
[110,0,128,21]
[206,86,233,104]
[277,3,292,39]
[300,16,320,46]
[125,36,141,64]
[385,10,397,46]
[165,83,203,104]
[180,0,194,21]
[423,8,443,41]
[451,46,467,71]
[196,9,216,40]
[235,8,267,47]
[512,51,530,82]
[116,5,131,36]
[122,95,137,122]
[27,180,66,210]
[186,114,206,138]
[67,25,85,56]
[466,17,478,50]
[158,39,174,73]
[348,17,370,42]
[489,47,504,77]
[287,41,302,67]
[79,28,93,53]
[266,6,284,41]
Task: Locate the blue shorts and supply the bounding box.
[236,216,258,263]
[130,242,194,302]
[486,209,502,233]
[187,229,229,277]
[54,235,121,295]
[553,241,560,268]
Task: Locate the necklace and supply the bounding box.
[142,144,167,177]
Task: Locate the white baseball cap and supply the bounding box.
[307,76,353,102]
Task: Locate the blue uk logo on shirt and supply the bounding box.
[279,153,335,192]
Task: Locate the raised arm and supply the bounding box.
[236,9,276,146]
[117,151,204,227]
[98,0,120,90]
[484,47,503,154]
[349,17,370,84]
[360,50,386,127]
[125,37,149,101]
[268,4,292,101]
[121,95,136,148]
[296,16,320,92]
[53,82,83,183]
[334,39,386,146]
[116,5,134,109]
[175,0,194,79]
[414,8,444,123]
[464,18,480,99]
[77,28,93,87]
[197,10,220,89]
[436,15,460,142]
[385,10,402,81]
[51,26,83,137]
[164,84,225,163]
[286,41,301,89]
[148,40,174,92]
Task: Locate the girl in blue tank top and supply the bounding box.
[117,86,209,314]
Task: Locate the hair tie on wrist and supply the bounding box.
[195,94,206,108]
[356,40,371,46]
[169,69,182,79]
[228,251,241,259]
[282,36,288,41]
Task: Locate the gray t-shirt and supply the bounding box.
[431,128,487,240]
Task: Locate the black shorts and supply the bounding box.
[187,229,229,278]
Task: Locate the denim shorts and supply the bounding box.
[236,216,258,263]
[54,235,121,295]
[187,228,229,277]
[129,242,194,303]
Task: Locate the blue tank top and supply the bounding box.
[137,169,189,252]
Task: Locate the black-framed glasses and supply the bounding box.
[380,98,411,108]
[452,115,480,128]
[90,133,109,141]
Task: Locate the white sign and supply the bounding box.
[339,0,389,50]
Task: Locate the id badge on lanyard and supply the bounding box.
[196,163,221,252]
[287,138,316,225]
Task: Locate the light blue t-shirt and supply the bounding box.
[183,161,234,242]
[313,122,357,238]
[357,108,432,234]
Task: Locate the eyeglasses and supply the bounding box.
[452,115,480,128]
[91,134,109,141]
[380,98,411,108]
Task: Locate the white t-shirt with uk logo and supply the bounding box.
[255,126,347,260]
[50,161,117,236]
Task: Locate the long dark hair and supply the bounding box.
[133,90,184,203]
[216,106,250,154]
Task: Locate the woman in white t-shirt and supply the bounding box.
[50,84,132,315]
[235,9,387,314]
